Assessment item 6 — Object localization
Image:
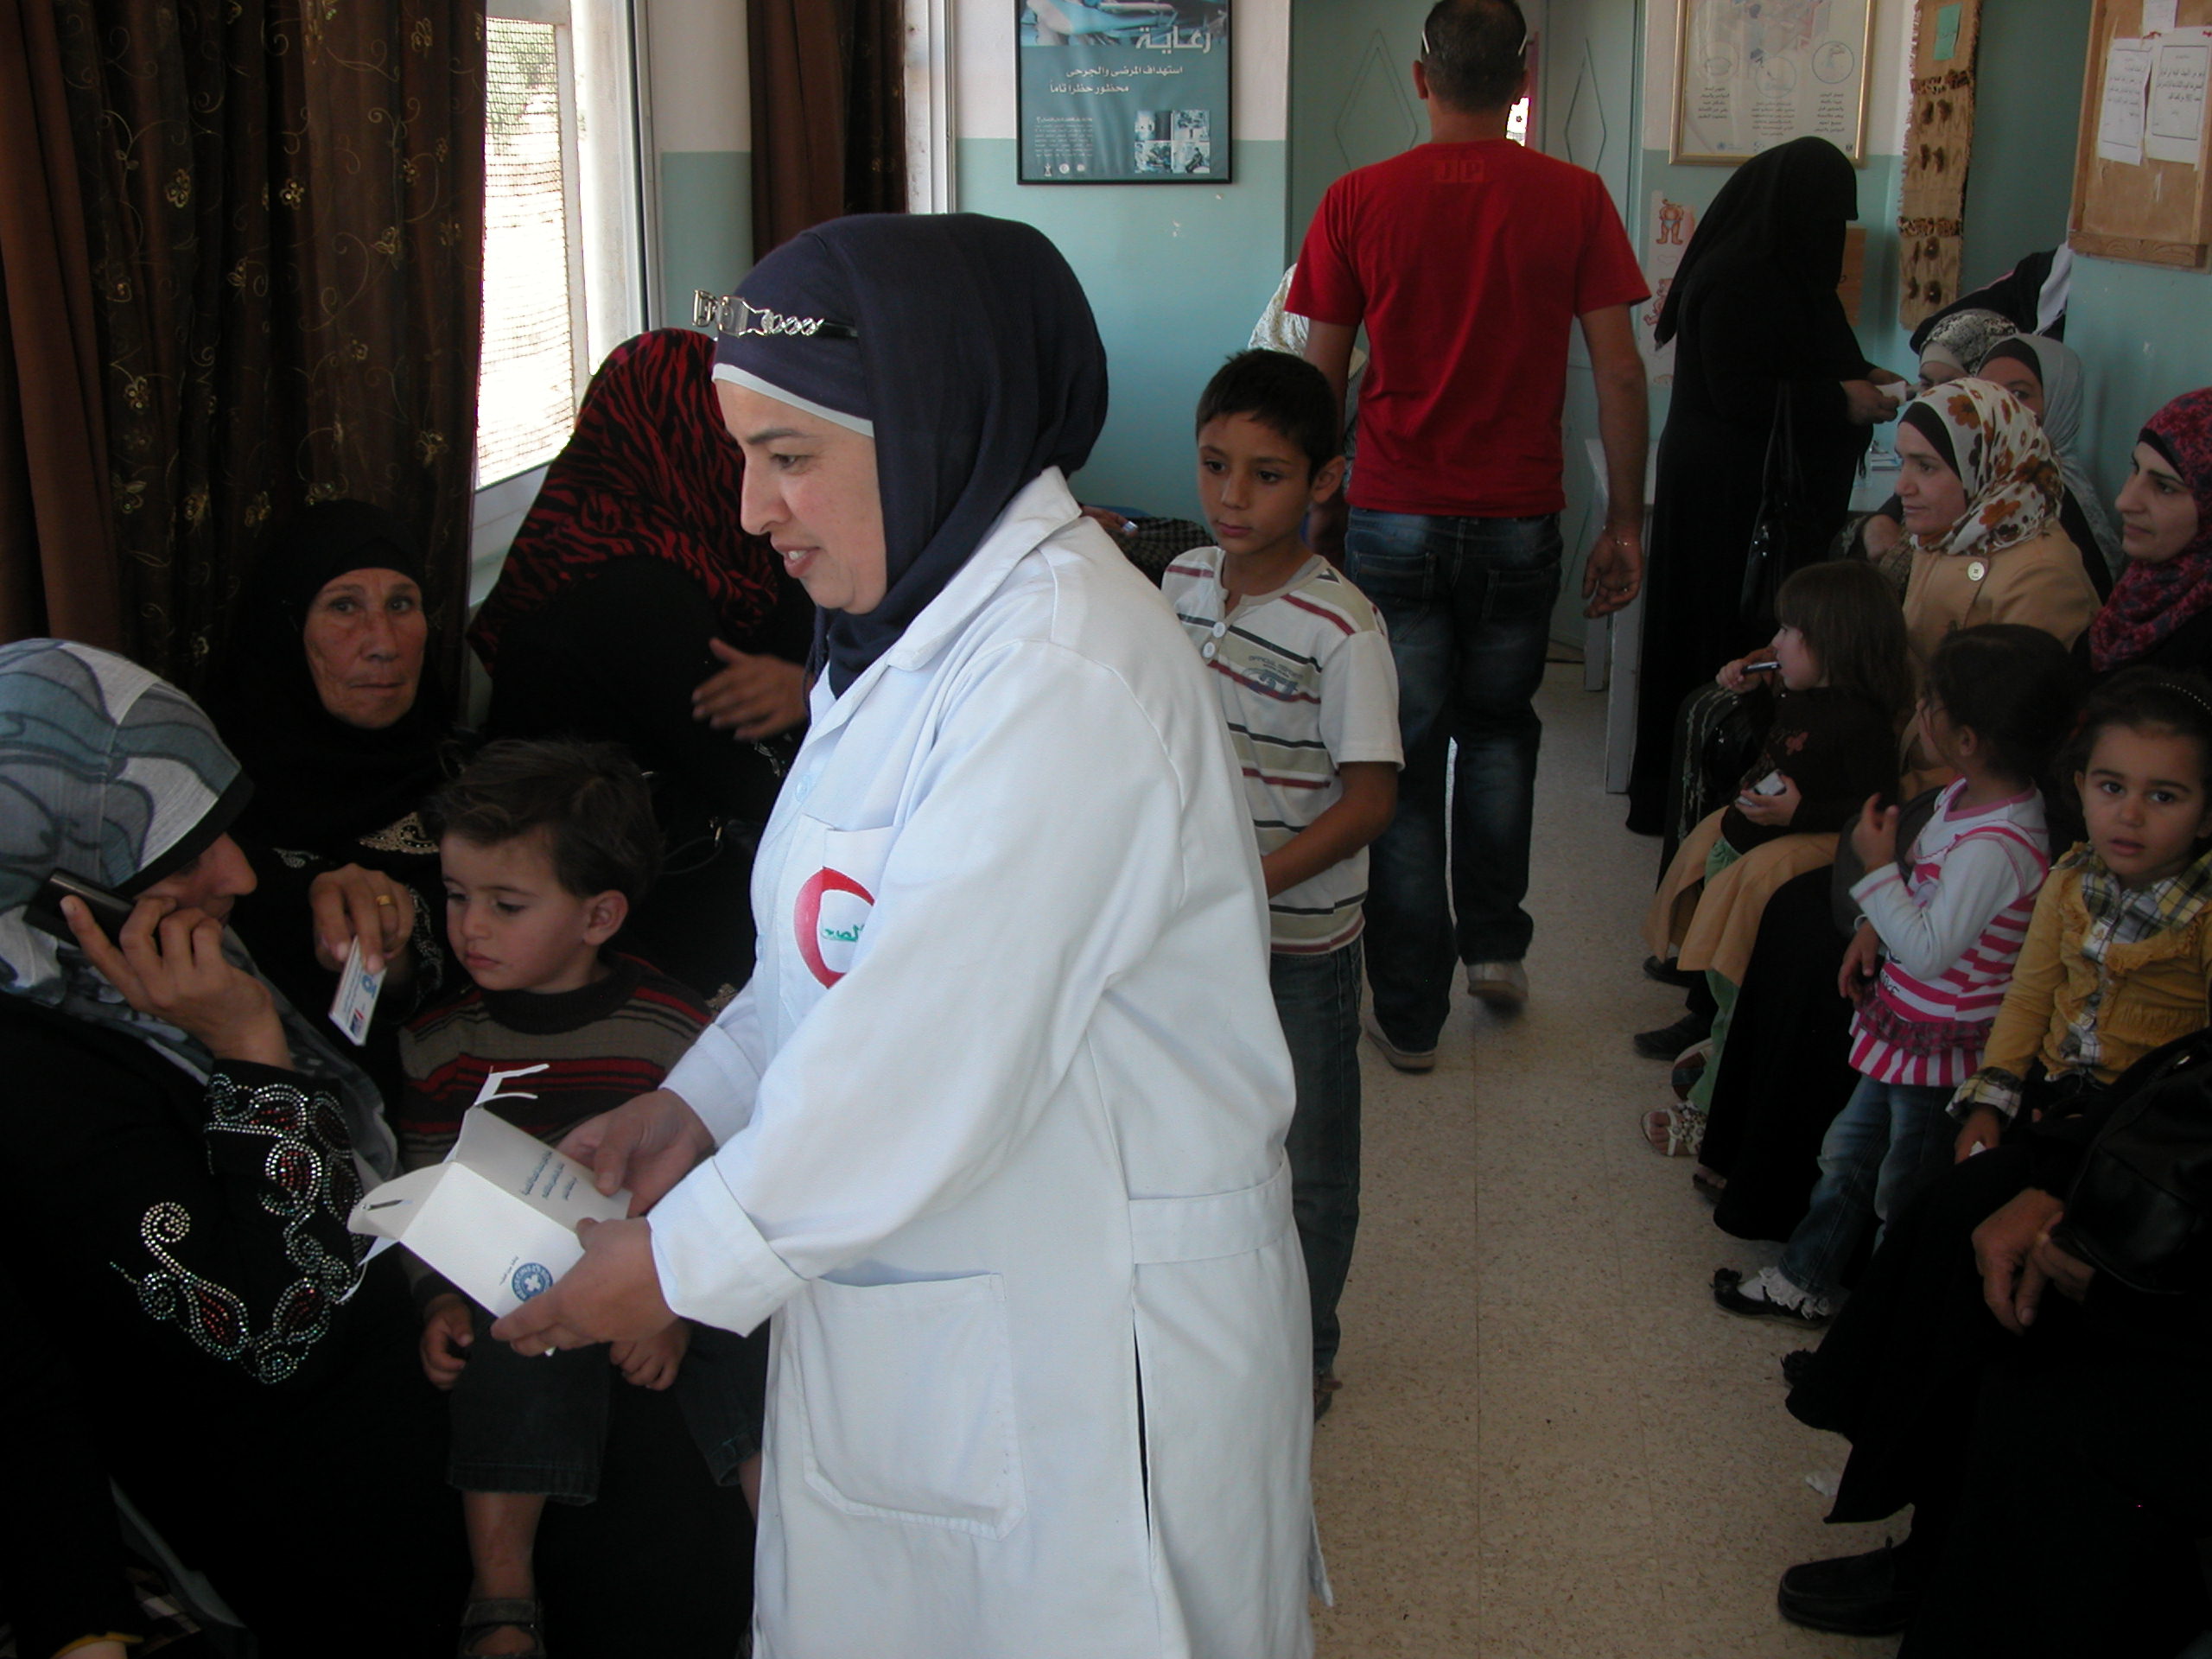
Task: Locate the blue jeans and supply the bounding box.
[1777,1073,1960,1302]
[1344,509,1562,1049]
[1273,937,1363,1377]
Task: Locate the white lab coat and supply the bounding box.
[645,469,1317,1659]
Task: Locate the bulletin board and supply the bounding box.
[2070,0,2212,269]
[1897,0,1982,328]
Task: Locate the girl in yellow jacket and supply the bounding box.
[1952,669,2212,1154]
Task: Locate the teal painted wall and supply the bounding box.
[658,151,753,326]
[2063,257,2212,502]
[1962,0,2090,293]
[957,137,1292,518]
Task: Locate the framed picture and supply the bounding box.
[1017,3,1232,183]
[1670,0,1873,164]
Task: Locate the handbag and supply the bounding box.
[1738,385,1813,631]
[2050,1028,2212,1294]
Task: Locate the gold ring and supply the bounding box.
[375,893,396,907]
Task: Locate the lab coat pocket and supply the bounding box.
[787,1271,1028,1538]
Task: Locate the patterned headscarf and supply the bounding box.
[0,640,395,1173]
[468,329,789,671]
[1981,334,2121,571]
[1918,307,2017,379]
[1897,378,2062,558]
[2088,387,2212,671]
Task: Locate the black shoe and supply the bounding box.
[1641,953,1701,988]
[1633,1010,1712,1059]
[1777,1541,1919,1635]
[1780,1347,1817,1388]
[1313,1371,1341,1421]
[1712,1266,1833,1325]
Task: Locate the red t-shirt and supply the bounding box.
[1290,140,1647,518]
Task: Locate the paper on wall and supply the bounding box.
[346,1108,632,1317]
[2145,0,2179,36]
[2145,33,2211,164]
[2100,37,2155,164]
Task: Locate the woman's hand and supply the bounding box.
[419,1292,474,1389]
[1973,1187,2069,1335]
[559,1089,717,1213]
[1716,654,1774,694]
[309,863,415,976]
[65,894,289,1068]
[1734,772,1802,827]
[1842,378,1903,425]
[490,1217,678,1354]
[692,640,807,739]
[1955,1105,2005,1162]
[1838,920,1881,1004]
[1849,793,1901,873]
[2029,1230,2097,1306]
[1859,510,1904,561]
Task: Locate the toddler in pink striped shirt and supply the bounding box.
[1715,626,2081,1325]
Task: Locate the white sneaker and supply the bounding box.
[1360,1007,1436,1073]
[1465,959,1529,1009]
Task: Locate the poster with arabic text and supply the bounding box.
[1019,3,1232,183]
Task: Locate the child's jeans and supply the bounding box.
[1777,1072,1959,1302]
[1272,935,1363,1378]
[450,1307,764,1500]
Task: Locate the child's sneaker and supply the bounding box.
[1712,1265,1834,1325]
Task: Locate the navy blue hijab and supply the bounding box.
[714,213,1109,694]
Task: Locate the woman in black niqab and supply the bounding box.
[1628,136,1900,838]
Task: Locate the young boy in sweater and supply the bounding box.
[1163,349,1402,1418]
[402,739,757,1658]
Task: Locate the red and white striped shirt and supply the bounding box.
[1846,783,2050,1088]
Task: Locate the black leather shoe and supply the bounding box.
[1777,1542,1919,1635]
[1780,1347,1817,1388]
[1633,1010,1712,1059]
[1641,953,1701,988]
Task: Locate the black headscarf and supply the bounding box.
[714,213,1109,695]
[208,500,453,851]
[1654,137,1859,346]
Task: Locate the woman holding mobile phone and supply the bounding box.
[0,639,464,1657]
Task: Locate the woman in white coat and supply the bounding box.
[493,213,1318,1658]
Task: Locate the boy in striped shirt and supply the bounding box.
[1716,626,2077,1325]
[1163,349,1402,1414]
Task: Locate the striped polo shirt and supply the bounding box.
[1163,547,1402,953]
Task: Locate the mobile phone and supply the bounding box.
[24,868,138,943]
[1744,659,1781,674]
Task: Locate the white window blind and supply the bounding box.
[477,17,579,485]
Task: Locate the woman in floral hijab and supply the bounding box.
[1897,377,2102,682]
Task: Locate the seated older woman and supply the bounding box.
[1979,334,2120,595]
[208,500,459,1088]
[0,639,462,1658]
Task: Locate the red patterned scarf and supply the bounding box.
[470,329,784,670]
[2088,387,2212,672]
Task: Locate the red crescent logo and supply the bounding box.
[794,867,874,986]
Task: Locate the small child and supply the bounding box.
[400,739,759,1659]
[1715,626,2078,1323]
[1948,669,2212,1170]
[1161,348,1402,1418]
[1642,559,1913,1157]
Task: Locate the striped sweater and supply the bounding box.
[396,953,709,1171]
[1845,782,2050,1088]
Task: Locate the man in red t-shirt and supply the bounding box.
[1292,0,1648,1066]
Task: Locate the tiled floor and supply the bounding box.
[1307,662,1897,1658]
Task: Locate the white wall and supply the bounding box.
[645,0,749,152]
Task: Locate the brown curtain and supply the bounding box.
[748,0,907,261]
[0,0,123,651]
[41,0,485,690]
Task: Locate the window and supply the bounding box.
[474,0,652,491]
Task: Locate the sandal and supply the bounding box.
[1640,1103,1706,1157]
[459,1599,547,1659]
[1691,1164,1727,1199]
